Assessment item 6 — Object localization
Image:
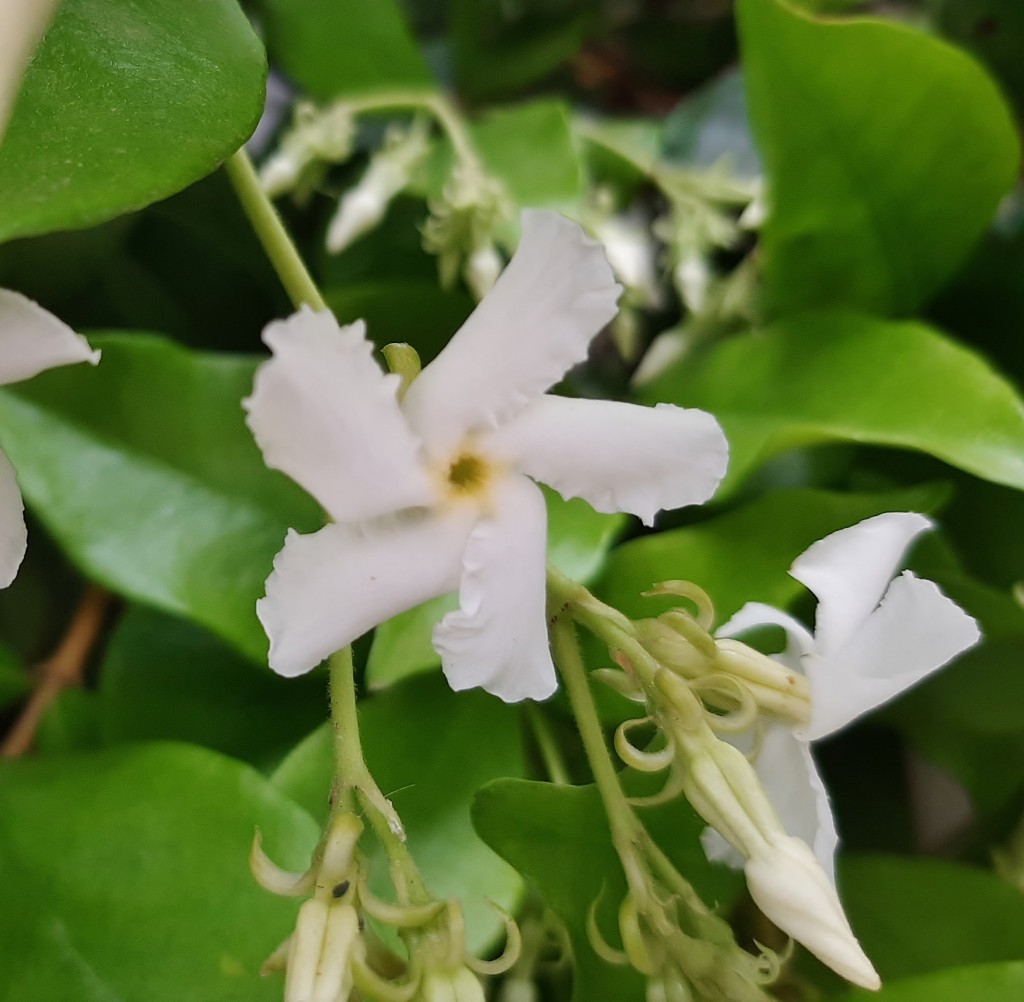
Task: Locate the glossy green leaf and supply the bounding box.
[738,0,1019,315]
[0,743,318,1001]
[366,487,624,689]
[838,962,1024,1001]
[272,674,526,952]
[597,484,945,627]
[646,312,1024,496]
[261,0,433,99]
[0,335,320,663]
[472,777,743,1002]
[0,0,266,244]
[835,856,1024,981]
[96,606,326,771]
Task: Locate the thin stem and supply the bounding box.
[328,648,430,906]
[550,617,645,889]
[224,149,327,311]
[524,703,571,786]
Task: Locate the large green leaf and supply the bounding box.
[261,0,433,99]
[0,0,266,244]
[837,962,1024,1001]
[272,674,526,953]
[96,606,326,771]
[0,743,318,1001]
[646,312,1024,496]
[473,777,743,1002]
[0,334,320,663]
[738,0,1019,316]
[597,484,946,627]
[366,487,624,689]
[835,856,1024,982]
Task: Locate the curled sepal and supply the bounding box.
[643,580,715,631]
[259,934,292,976]
[593,667,645,702]
[619,897,659,976]
[626,764,687,809]
[689,674,759,733]
[250,828,315,897]
[351,953,420,1002]
[316,811,364,890]
[465,901,522,976]
[358,876,446,928]
[615,717,676,774]
[586,890,628,966]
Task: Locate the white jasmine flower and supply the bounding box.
[0,290,99,586]
[0,0,59,138]
[706,512,980,880]
[246,210,728,702]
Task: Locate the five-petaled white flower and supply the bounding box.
[246,210,729,702]
[705,512,980,880]
[0,290,100,587]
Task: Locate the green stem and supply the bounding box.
[550,617,646,890]
[524,703,571,787]
[328,648,430,906]
[224,148,327,311]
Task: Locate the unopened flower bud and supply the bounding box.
[464,243,502,299]
[745,836,880,991]
[419,966,485,1002]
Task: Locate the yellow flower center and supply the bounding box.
[446,452,488,494]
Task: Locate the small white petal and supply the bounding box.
[485,396,727,526]
[434,474,555,703]
[0,290,99,386]
[244,308,433,523]
[0,0,59,137]
[716,601,814,673]
[403,210,621,455]
[753,725,838,883]
[745,835,880,990]
[0,447,27,588]
[805,571,980,740]
[791,512,932,658]
[259,510,475,677]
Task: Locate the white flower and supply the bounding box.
[706,512,980,880]
[0,0,59,138]
[245,210,729,702]
[0,290,99,587]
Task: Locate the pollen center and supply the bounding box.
[446,452,488,494]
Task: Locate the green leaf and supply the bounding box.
[738,0,1019,316]
[0,335,320,663]
[261,0,433,99]
[366,487,624,689]
[646,312,1024,496]
[472,777,742,1002]
[0,743,318,1001]
[0,640,28,710]
[837,962,1024,1001]
[596,484,946,627]
[835,856,1024,981]
[96,606,326,771]
[0,0,266,244]
[472,99,583,206]
[272,674,526,952]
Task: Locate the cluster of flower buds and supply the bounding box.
[422,162,513,300]
[251,810,518,1001]
[259,100,357,202]
[326,118,432,254]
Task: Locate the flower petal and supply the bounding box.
[485,396,727,526]
[0,447,27,589]
[805,570,980,740]
[715,601,815,672]
[433,474,555,703]
[402,210,621,455]
[0,289,99,386]
[245,308,434,523]
[754,725,838,883]
[0,0,59,137]
[259,510,475,677]
[791,512,932,657]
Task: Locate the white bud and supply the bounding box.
[464,243,502,300]
[327,184,388,253]
[675,252,710,313]
[745,836,880,991]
